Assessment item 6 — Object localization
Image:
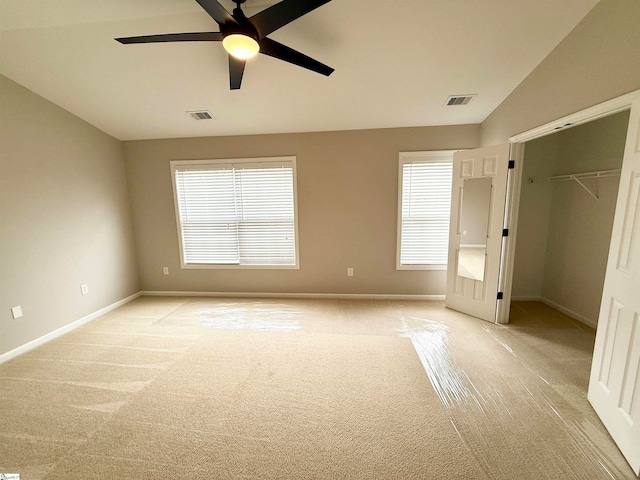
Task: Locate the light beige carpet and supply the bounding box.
[0,297,636,479]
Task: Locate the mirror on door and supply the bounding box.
[457,177,492,281]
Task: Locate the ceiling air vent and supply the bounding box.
[446,95,476,106]
[186,110,214,120]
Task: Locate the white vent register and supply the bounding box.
[446,95,476,106]
[186,110,214,120]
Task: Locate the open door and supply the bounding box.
[588,97,640,475]
[445,144,510,322]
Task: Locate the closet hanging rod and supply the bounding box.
[548,168,621,200]
[548,169,621,182]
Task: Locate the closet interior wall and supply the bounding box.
[511,110,629,327]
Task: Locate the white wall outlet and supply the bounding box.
[11,305,23,319]
[80,284,89,295]
[347,267,354,277]
[163,267,169,275]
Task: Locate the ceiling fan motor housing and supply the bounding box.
[223,1,260,43]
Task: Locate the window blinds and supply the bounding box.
[174,160,296,266]
[400,159,453,265]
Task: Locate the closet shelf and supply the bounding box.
[548,169,621,200]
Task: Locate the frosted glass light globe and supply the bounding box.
[222,34,259,60]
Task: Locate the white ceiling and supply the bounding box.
[0,0,598,141]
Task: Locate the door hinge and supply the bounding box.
[508,160,515,169]
[502,228,509,237]
[497,292,504,300]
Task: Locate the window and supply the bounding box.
[171,157,299,268]
[397,151,454,269]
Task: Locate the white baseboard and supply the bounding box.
[0,291,142,364]
[540,297,598,329]
[141,290,445,301]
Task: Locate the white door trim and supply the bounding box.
[496,141,524,323]
[508,90,640,143]
[496,89,640,324]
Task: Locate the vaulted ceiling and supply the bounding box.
[0,0,599,140]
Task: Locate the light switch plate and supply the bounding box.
[11,305,23,319]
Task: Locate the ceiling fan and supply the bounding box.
[115,0,334,90]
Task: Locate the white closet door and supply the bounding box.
[445,144,510,322]
[588,97,640,475]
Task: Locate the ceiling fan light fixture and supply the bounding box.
[222,34,259,59]
[115,0,335,90]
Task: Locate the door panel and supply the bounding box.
[588,97,640,475]
[445,144,510,322]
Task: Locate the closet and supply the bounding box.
[511,110,630,327]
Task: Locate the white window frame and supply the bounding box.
[396,150,454,270]
[170,156,300,270]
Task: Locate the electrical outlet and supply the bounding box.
[80,284,89,295]
[11,305,23,319]
[163,267,169,275]
[347,267,354,277]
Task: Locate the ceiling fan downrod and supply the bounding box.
[233,0,247,17]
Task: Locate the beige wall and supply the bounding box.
[541,111,628,324]
[512,111,629,324]
[512,134,558,298]
[481,0,640,146]
[3,0,634,348]
[124,125,480,295]
[0,75,140,356]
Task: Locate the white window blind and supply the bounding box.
[172,158,297,267]
[398,152,453,268]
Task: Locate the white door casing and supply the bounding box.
[501,91,640,325]
[445,144,510,322]
[588,97,640,475]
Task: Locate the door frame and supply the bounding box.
[496,89,640,324]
